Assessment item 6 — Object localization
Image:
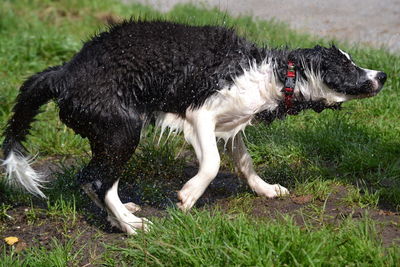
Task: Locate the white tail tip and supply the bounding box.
[1,151,47,198]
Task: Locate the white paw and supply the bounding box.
[177,189,198,212]
[270,184,290,197]
[124,202,141,213]
[251,177,289,198]
[107,215,151,235]
[177,178,207,212]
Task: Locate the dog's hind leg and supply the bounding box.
[104,178,150,234]
[178,111,220,211]
[81,166,141,214]
[227,134,289,198]
[78,119,149,234]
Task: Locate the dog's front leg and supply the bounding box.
[227,134,289,198]
[178,111,220,211]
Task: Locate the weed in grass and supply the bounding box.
[294,179,339,201]
[215,193,255,214]
[302,192,336,226]
[379,187,400,211]
[0,204,12,221]
[25,202,41,225]
[344,186,380,209]
[0,204,13,234]
[47,196,77,226]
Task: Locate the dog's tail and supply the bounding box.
[1,65,63,198]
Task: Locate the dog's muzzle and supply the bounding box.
[356,70,387,98]
[367,70,387,93]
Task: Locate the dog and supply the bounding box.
[1,20,387,234]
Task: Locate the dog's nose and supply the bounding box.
[376,71,387,85]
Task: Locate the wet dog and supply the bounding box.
[1,21,387,234]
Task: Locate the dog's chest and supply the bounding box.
[155,112,253,144]
[155,62,279,142]
[155,88,267,142]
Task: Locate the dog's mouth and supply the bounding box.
[350,80,384,99]
[359,90,381,98]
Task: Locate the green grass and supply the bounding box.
[2,237,86,267]
[106,209,399,266]
[3,209,398,266]
[1,0,400,266]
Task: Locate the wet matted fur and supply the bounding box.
[1,21,387,234]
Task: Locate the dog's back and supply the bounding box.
[59,21,261,118]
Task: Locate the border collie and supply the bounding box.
[1,21,387,234]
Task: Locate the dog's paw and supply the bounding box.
[177,179,206,212]
[258,184,289,198]
[124,202,141,213]
[270,184,290,197]
[250,177,289,198]
[177,190,197,212]
[107,215,151,235]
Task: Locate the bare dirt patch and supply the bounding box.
[0,206,128,265]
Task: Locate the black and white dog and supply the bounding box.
[1,21,386,234]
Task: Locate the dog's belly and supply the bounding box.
[155,111,253,143]
[214,114,253,141]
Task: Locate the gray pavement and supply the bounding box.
[125,0,400,53]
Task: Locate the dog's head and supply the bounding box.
[287,45,387,106]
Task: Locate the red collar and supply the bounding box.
[282,61,296,113]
